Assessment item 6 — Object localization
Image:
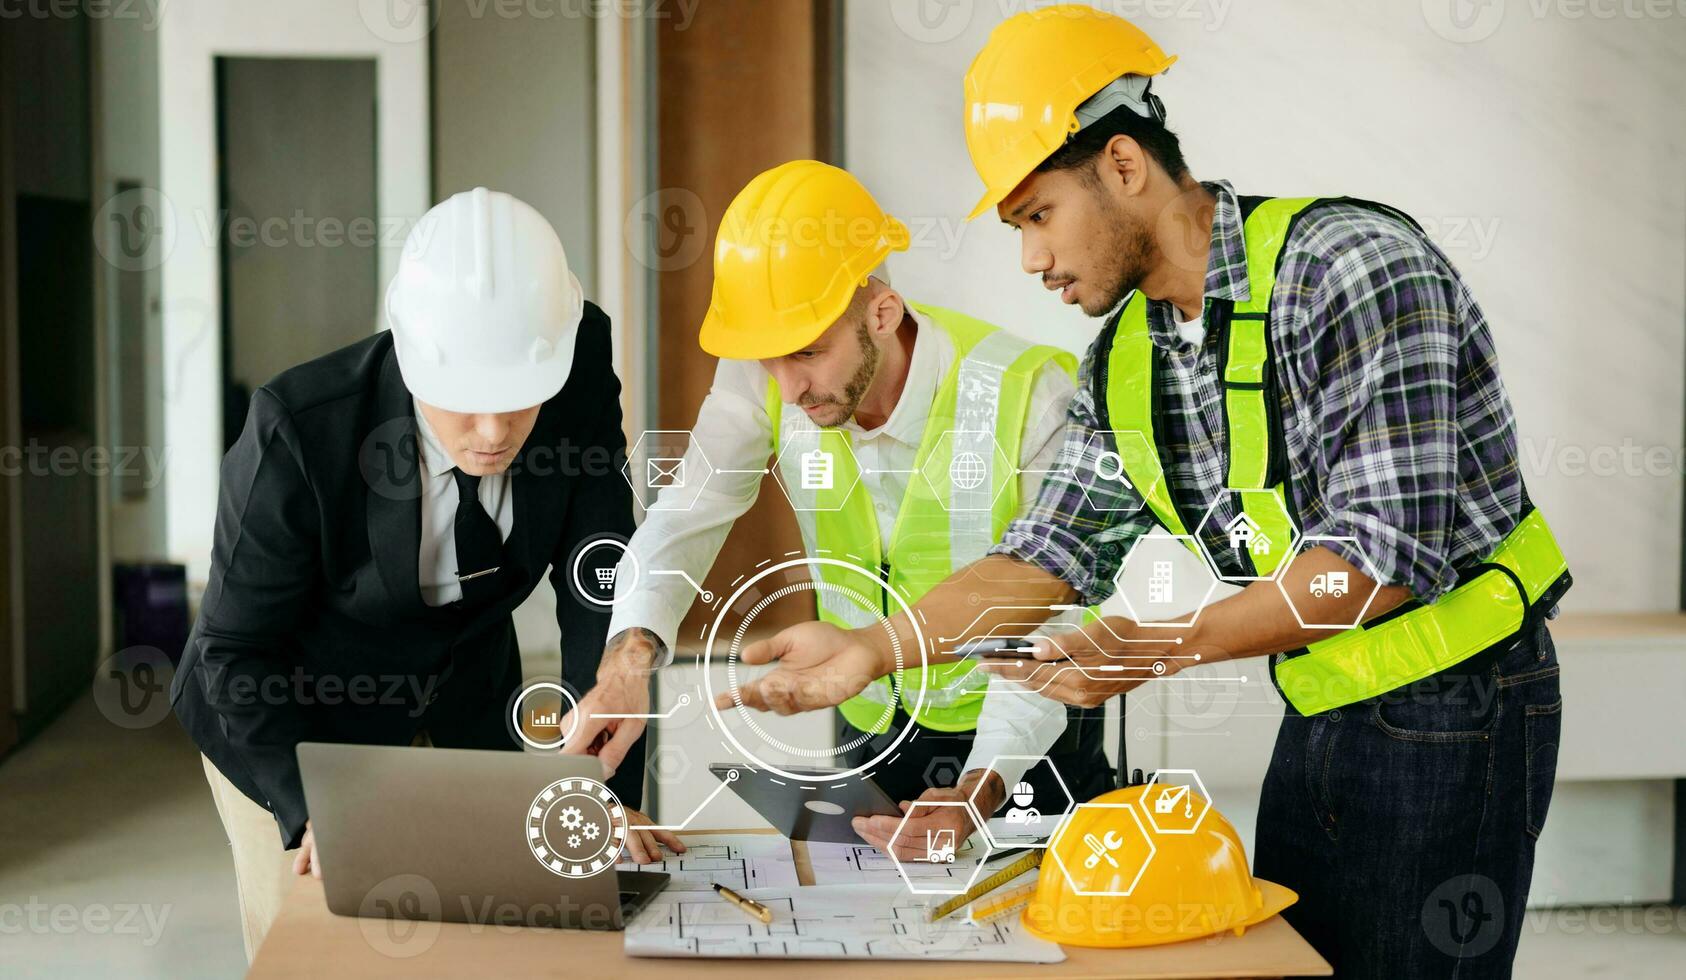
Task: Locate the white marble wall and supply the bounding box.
[846,0,1686,612]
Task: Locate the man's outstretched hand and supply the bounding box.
[711,621,891,715]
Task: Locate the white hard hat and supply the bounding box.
[386,187,583,414]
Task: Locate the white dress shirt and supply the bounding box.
[415,406,515,607]
[610,309,1078,790]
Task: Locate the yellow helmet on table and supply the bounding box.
[962,4,1177,220]
[1024,784,1297,948]
[699,160,910,360]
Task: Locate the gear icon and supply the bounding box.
[527,776,630,879]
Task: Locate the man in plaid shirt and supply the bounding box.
[720,11,1564,976]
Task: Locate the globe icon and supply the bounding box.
[950,451,988,491]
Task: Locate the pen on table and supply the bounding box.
[952,637,1039,658]
[712,883,773,924]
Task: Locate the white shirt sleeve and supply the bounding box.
[607,359,774,662]
[962,359,1080,792]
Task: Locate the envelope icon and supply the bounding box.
[647,456,686,489]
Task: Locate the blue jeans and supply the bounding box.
[1254,620,1563,978]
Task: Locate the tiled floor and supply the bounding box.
[1,692,1682,978]
[0,693,245,978]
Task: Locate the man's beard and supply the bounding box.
[801,320,879,427]
[1083,196,1157,317]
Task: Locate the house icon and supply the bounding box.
[1225,512,1272,556]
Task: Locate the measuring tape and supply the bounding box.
[927,848,1045,922]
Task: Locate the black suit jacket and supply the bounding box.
[171,305,640,848]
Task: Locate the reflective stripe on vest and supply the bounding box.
[769,302,1077,732]
[1102,196,1572,716]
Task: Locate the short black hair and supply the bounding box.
[1035,104,1190,182]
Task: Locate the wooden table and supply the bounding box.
[249,830,1330,979]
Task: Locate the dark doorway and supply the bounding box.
[214,57,379,449]
[2,6,101,744]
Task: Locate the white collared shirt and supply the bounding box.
[415,405,515,607]
[610,309,1078,790]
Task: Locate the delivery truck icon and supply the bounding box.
[1309,571,1349,598]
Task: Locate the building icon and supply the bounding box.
[1225,512,1271,556]
[1147,560,1175,604]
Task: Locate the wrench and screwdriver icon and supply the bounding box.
[1082,830,1126,870]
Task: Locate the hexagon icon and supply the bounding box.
[967,756,1076,850]
[1142,768,1213,836]
[622,429,715,512]
[886,799,995,896]
[645,744,692,786]
[914,429,1012,512]
[1115,533,1221,629]
[922,755,964,792]
[1275,534,1387,630]
[771,425,862,512]
[1076,430,1158,515]
[1194,488,1301,583]
[1047,801,1155,898]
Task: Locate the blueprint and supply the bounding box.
[623,884,1064,963]
[804,840,988,886]
[616,834,799,893]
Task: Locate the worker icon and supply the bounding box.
[1003,781,1042,826]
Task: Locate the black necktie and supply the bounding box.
[451,468,503,606]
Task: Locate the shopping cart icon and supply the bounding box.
[594,567,618,591]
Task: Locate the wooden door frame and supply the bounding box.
[0,14,22,760]
[654,0,842,646]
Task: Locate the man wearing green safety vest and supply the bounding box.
[719,8,1570,977]
[562,160,1114,858]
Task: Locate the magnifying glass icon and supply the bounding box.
[1095,450,1135,489]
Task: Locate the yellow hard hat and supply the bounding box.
[962,5,1177,220]
[698,160,910,360]
[1022,784,1296,948]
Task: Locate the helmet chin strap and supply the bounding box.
[1074,73,1168,130]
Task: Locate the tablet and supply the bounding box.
[709,763,903,843]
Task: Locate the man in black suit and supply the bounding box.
[172,188,680,960]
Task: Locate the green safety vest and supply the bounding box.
[767,303,1077,732]
[1100,196,1573,716]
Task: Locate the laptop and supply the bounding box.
[298,743,669,930]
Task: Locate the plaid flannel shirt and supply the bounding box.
[993,181,1526,606]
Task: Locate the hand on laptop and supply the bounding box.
[561,628,662,777]
[623,808,686,864]
[850,771,1005,860]
[292,820,322,879]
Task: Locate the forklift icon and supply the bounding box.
[925,829,957,864]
